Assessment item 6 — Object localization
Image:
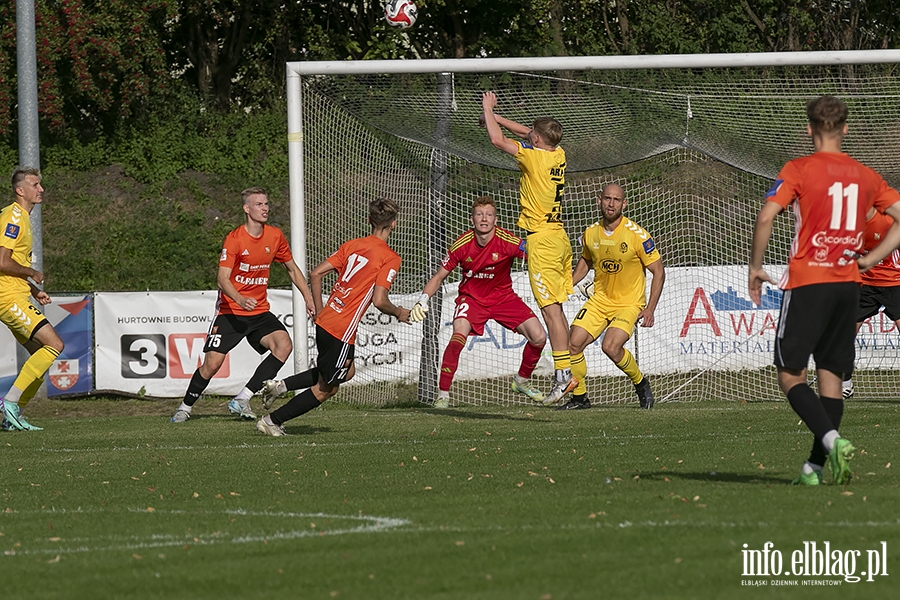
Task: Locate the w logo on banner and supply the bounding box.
[49,359,80,391]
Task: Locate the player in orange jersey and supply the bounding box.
[840,206,900,399]
[0,167,65,431]
[409,196,547,408]
[749,96,900,486]
[256,198,410,435]
[170,187,315,423]
[481,92,576,407]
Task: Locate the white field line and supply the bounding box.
[2,509,410,557]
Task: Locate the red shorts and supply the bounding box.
[453,292,536,336]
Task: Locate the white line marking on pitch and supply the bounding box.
[1,509,410,557]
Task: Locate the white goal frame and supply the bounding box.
[285,49,900,375]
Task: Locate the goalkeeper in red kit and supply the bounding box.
[410,196,546,408]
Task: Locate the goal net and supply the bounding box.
[288,53,900,406]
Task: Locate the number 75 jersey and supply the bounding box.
[766,152,900,289]
[316,235,402,344]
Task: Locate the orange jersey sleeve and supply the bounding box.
[216,225,293,315]
[766,152,900,289]
[315,235,402,344]
[861,210,900,287]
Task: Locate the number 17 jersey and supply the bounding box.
[766,152,900,289]
[316,235,402,344]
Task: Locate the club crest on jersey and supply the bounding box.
[265,246,271,254]
[4,223,19,239]
[492,253,499,261]
[619,242,628,254]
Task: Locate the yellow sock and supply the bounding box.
[571,352,587,395]
[12,346,59,408]
[18,377,44,409]
[615,349,643,385]
[551,350,571,372]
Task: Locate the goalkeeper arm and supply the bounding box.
[411,265,453,323]
[572,256,594,298]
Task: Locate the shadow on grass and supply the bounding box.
[424,408,551,422]
[282,425,334,436]
[643,471,791,485]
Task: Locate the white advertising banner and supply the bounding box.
[80,265,900,398]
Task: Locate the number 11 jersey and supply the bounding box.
[766,151,900,289]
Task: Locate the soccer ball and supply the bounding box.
[384,0,417,29]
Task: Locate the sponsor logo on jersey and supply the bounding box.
[600,258,622,274]
[241,249,250,256]
[234,275,269,285]
[642,238,656,254]
[387,268,397,283]
[4,223,19,239]
[811,231,863,249]
[220,248,227,261]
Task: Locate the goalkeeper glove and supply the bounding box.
[410,293,430,322]
[578,280,594,298]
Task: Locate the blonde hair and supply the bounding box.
[532,117,563,146]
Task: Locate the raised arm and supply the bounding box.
[482,92,521,156]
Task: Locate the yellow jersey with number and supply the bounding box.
[581,218,661,307]
[0,202,33,298]
[515,141,566,233]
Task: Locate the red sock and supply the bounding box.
[518,342,543,379]
[439,333,467,392]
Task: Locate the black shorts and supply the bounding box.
[316,325,354,385]
[857,284,900,322]
[204,312,287,355]
[774,282,858,374]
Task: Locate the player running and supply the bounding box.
[409,196,546,408]
[0,167,65,431]
[481,92,575,406]
[750,95,900,486]
[257,198,410,435]
[170,187,315,423]
[567,184,665,410]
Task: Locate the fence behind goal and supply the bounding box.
[289,53,900,406]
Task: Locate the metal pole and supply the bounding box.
[417,73,452,403]
[16,0,45,400]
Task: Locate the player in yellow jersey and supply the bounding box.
[481,91,575,406]
[0,167,65,431]
[565,184,665,410]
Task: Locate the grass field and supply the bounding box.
[2,397,899,599]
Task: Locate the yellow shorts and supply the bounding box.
[525,228,573,308]
[572,295,643,340]
[0,294,48,345]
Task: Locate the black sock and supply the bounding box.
[809,396,844,465]
[573,393,588,404]
[246,354,286,393]
[183,371,210,407]
[787,383,834,462]
[269,388,321,425]
[283,368,319,391]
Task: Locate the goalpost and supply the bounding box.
[287,50,900,406]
